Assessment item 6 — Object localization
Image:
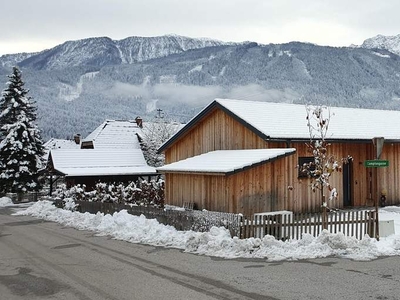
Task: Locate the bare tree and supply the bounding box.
[301,105,350,227]
[139,118,181,167]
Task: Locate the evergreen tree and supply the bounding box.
[0,67,44,194]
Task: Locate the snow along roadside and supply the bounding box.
[12,200,400,261]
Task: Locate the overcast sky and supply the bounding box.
[1,0,399,55]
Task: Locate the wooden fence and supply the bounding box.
[239,210,377,240]
[6,192,43,202]
[58,200,241,236]
[54,200,377,240]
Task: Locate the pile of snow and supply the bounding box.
[13,201,400,261]
[0,197,13,207]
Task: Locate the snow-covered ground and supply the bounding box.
[5,199,400,261]
[0,197,36,209]
[0,197,13,206]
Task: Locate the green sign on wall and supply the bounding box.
[364,160,389,167]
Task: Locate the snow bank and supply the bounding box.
[13,201,400,261]
[0,197,13,207]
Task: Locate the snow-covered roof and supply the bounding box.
[159,99,400,152]
[216,98,400,140]
[83,120,142,149]
[157,149,296,175]
[43,138,81,164]
[50,148,156,177]
[44,138,80,150]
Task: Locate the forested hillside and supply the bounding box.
[1,35,400,140]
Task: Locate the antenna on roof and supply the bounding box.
[156,108,164,119]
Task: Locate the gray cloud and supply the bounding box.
[108,82,301,110]
[110,82,151,99]
[152,84,223,107]
[226,84,300,103]
[1,0,399,54]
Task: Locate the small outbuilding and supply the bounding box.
[158,149,296,214]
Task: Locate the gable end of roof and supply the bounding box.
[158,100,220,153]
[158,99,272,153]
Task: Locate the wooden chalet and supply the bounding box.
[158,98,400,215]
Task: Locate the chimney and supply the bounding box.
[135,116,143,128]
[73,134,81,145]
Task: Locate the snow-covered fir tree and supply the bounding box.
[0,67,44,194]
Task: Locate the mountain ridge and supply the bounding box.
[0,35,231,70]
[361,34,400,56]
[3,33,400,70]
[0,34,400,141]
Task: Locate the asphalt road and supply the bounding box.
[1,206,400,300]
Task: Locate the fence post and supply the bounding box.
[322,198,328,230]
[368,210,376,238]
[375,206,380,241]
[239,215,243,239]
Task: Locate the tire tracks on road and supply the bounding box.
[38,223,276,300]
[2,216,127,300]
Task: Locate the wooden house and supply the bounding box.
[158,98,400,215]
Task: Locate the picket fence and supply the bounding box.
[239,210,377,240]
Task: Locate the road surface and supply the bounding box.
[1,206,400,299]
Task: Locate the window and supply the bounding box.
[298,157,315,178]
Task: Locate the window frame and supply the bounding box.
[298,156,315,178]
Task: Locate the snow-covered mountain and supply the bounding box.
[361,34,400,56]
[1,35,228,70]
[116,35,228,64]
[1,34,400,141]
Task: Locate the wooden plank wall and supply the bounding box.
[164,108,400,214]
[379,143,400,206]
[165,108,269,163]
[289,141,400,209]
[165,157,301,215]
[286,141,374,211]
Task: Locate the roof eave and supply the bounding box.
[157,170,226,176]
[158,149,296,176]
[269,138,400,144]
[65,172,159,177]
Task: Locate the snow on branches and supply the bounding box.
[301,105,350,208]
[139,119,180,167]
[54,179,165,208]
[0,67,44,194]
